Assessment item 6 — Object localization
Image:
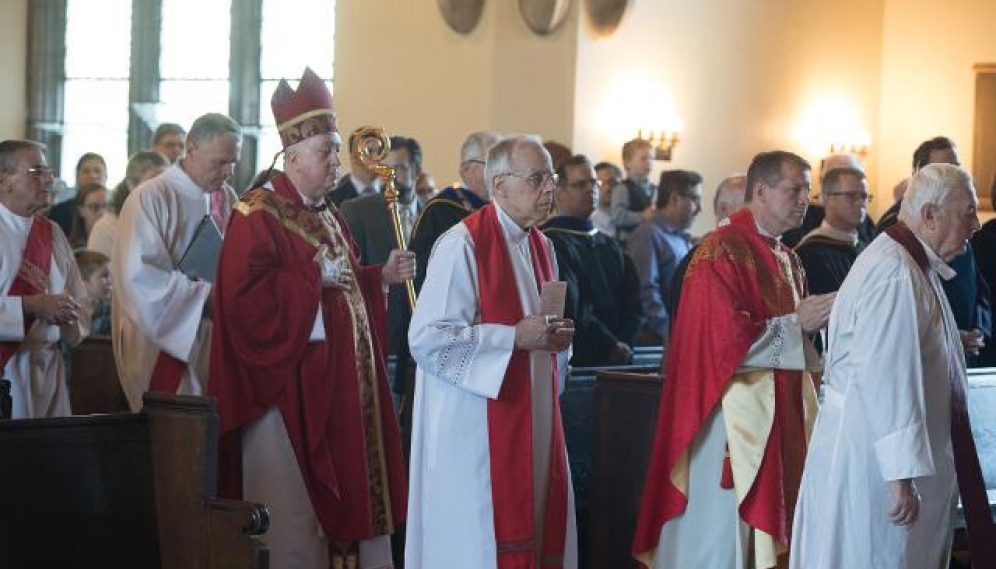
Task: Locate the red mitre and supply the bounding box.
[271,66,339,149]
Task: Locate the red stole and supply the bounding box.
[1,217,53,370]
[463,204,569,569]
[632,208,809,563]
[149,351,185,394]
[885,222,996,567]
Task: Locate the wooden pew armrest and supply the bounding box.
[206,499,270,569]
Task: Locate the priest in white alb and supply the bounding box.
[407,136,578,569]
[0,139,89,418]
[111,113,241,410]
[791,163,989,569]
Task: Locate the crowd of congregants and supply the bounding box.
[2,64,996,569]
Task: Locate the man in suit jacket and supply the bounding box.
[340,136,423,357]
[330,127,382,207]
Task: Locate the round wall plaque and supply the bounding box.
[438,0,486,35]
[518,0,571,36]
[584,0,631,37]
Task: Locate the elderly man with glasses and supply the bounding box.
[407,136,578,569]
[0,139,89,418]
[794,153,871,296]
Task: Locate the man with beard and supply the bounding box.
[210,67,413,568]
[627,169,702,346]
[633,151,832,569]
[341,135,423,357]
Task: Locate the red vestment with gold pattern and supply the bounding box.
[632,208,815,568]
[210,172,406,542]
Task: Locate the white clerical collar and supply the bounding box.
[753,219,781,241]
[494,203,529,245]
[914,233,958,281]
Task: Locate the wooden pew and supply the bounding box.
[69,336,130,414]
[630,346,664,368]
[584,368,663,569]
[562,365,659,569]
[953,367,996,563]
[576,366,996,568]
[0,392,268,569]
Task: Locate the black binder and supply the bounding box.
[177,215,223,283]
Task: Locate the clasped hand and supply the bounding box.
[24,293,80,326]
[960,328,984,356]
[514,315,574,353]
[382,249,416,285]
[314,245,353,290]
[796,292,836,334]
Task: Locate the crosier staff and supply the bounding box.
[351,126,417,309]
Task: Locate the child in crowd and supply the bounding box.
[74,250,112,336]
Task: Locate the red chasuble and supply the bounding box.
[0,217,53,369]
[463,204,569,569]
[632,208,810,566]
[210,173,406,541]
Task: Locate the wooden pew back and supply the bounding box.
[0,393,268,569]
[69,336,130,415]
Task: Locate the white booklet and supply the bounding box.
[177,216,223,283]
[540,280,567,318]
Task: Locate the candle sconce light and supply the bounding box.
[638,128,680,162]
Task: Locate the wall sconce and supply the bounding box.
[828,142,869,156]
[638,128,680,162]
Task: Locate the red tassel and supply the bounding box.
[720,450,734,489]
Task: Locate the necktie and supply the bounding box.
[210,190,226,235]
[402,206,414,241]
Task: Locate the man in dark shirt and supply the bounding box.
[541,155,643,366]
[877,136,989,364]
[794,154,869,295]
[330,127,382,207]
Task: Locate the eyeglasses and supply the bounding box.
[84,202,108,212]
[23,166,55,179]
[502,171,558,190]
[825,191,873,203]
[567,178,598,190]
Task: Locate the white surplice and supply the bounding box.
[110,164,237,410]
[86,211,117,257]
[406,204,576,569]
[790,233,959,569]
[0,205,89,418]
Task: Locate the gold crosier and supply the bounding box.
[351,126,417,310]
